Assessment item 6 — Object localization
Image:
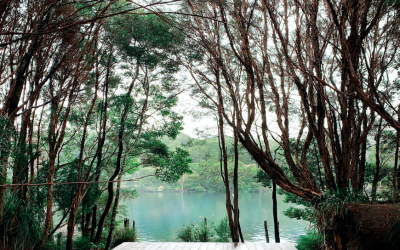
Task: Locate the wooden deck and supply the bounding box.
[112,242,297,250]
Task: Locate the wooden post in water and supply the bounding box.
[264,221,269,243]
[127,219,130,228]
[132,220,135,230]
[124,218,127,228]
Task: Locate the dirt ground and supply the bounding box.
[333,203,400,250]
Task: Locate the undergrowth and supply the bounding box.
[41,227,133,250]
[283,188,368,249]
[296,230,324,250]
[386,220,400,250]
[111,228,137,248]
[177,217,230,242]
[314,189,367,230]
[2,190,43,250]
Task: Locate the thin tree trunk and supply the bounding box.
[38,77,78,248]
[394,108,400,201]
[90,205,97,242]
[372,118,383,200]
[94,73,136,244]
[272,181,280,243]
[357,114,368,192]
[0,4,55,218]
[38,94,59,248]
[105,155,127,250]
[48,208,70,239]
[83,211,92,238]
[65,185,83,250]
[393,130,399,201]
[93,112,125,243]
[65,76,99,250]
[233,127,243,243]
[216,92,238,242]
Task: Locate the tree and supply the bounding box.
[179,0,400,248]
[0,1,192,248]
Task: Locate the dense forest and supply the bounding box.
[1,0,400,249]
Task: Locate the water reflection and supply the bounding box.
[122,191,308,243]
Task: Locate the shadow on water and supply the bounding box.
[122,191,308,243]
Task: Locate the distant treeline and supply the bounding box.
[126,133,269,193]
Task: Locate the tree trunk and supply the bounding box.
[65,186,83,250]
[38,76,77,248]
[0,3,55,218]
[105,156,127,250]
[272,181,280,243]
[372,118,383,200]
[39,153,57,247]
[233,128,243,243]
[357,114,368,192]
[393,130,399,201]
[394,108,400,201]
[65,75,98,250]
[93,127,124,243]
[216,87,239,242]
[82,210,92,238]
[90,205,97,242]
[94,75,135,244]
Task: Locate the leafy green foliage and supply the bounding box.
[195,219,214,242]
[283,192,311,207]
[2,190,43,250]
[156,147,192,183]
[255,170,272,188]
[72,237,95,250]
[177,223,195,242]
[111,228,137,248]
[315,189,367,230]
[296,230,324,250]
[214,217,231,242]
[106,10,184,71]
[177,217,229,242]
[0,115,14,158]
[67,236,106,250]
[283,207,314,221]
[53,160,79,209]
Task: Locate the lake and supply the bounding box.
[122,191,309,243]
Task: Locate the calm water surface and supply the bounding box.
[122,192,308,243]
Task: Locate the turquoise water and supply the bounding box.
[122,191,308,243]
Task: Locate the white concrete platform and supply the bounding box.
[112,242,297,250]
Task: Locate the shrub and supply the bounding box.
[315,189,367,231]
[42,241,64,250]
[2,190,43,250]
[194,219,213,242]
[177,223,195,242]
[177,217,231,242]
[296,231,324,250]
[73,237,98,250]
[214,217,230,242]
[112,228,137,248]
